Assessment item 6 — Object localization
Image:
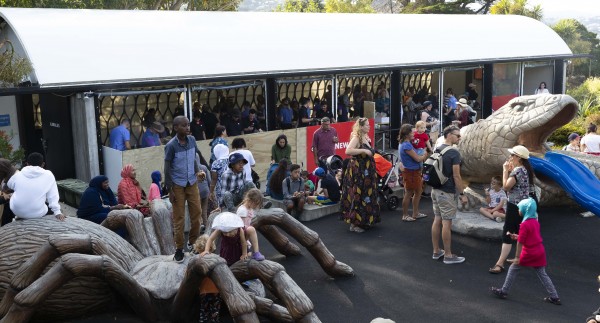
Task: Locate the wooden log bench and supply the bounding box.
[56,179,90,208]
[264,196,340,222]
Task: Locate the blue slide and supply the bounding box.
[530,151,600,216]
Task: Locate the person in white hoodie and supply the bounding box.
[7,152,64,221]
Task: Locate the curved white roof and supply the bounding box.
[0,8,572,89]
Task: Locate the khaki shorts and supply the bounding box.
[431,189,457,220]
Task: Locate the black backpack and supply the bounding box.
[422,146,455,188]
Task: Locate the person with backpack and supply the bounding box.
[398,124,429,222]
[282,164,306,217]
[429,125,467,265]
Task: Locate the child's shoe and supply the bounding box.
[544,297,562,305]
[490,287,507,299]
[251,251,265,261]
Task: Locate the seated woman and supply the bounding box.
[148,170,164,201]
[268,159,289,200]
[0,159,16,226]
[271,134,291,164]
[117,164,149,216]
[78,176,128,237]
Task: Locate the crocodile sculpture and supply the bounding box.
[457,94,600,206]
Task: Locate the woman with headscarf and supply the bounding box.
[78,175,126,224]
[117,164,149,216]
[148,171,164,201]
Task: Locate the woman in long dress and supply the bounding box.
[341,118,380,233]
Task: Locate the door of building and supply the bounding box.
[39,94,75,180]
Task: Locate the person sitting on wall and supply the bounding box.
[7,152,64,221]
[226,109,243,136]
[77,175,128,236]
[117,164,150,216]
[141,121,165,148]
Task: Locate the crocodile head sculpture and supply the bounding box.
[457,94,589,205]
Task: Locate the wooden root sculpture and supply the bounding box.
[0,200,352,322]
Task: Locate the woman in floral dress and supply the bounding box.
[341,118,380,233]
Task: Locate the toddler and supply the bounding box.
[201,212,265,266]
[490,198,561,305]
[193,235,221,323]
[236,188,262,228]
[412,121,432,166]
[301,170,315,195]
[479,176,508,222]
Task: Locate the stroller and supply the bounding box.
[374,152,400,211]
[318,155,344,177]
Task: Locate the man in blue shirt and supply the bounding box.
[109,119,131,151]
[164,116,206,262]
[279,98,293,129]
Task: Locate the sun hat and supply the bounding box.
[568,133,580,142]
[313,167,326,177]
[150,121,165,133]
[228,152,248,167]
[457,98,469,107]
[211,212,244,232]
[508,145,530,159]
[213,144,229,160]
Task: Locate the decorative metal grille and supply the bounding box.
[190,82,264,114]
[277,78,332,104]
[32,94,42,129]
[98,89,184,147]
[401,72,432,94]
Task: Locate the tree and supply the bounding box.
[324,0,375,13]
[0,0,241,11]
[401,0,475,14]
[0,39,32,88]
[489,0,543,20]
[275,0,324,13]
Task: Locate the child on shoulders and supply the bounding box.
[193,235,222,323]
[480,176,508,222]
[200,212,265,266]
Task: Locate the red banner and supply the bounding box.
[305,119,375,172]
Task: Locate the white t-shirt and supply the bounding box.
[581,133,600,153]
[236,204,255,228]
[230,149,256,182]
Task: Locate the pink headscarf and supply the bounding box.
[118,164,141,206]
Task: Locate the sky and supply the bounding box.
[529,0,598,19]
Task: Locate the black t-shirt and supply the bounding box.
[201,111,219,139]
[226,119,243,136]
[320,174,341,202]
[190,119,205,141]
[298,106,310,127]
[436,144,461,193]
[242,117,259,133]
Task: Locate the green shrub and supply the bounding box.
[548,123,585,146]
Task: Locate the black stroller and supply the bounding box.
[375,152,400,211]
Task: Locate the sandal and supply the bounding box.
[414,213,428,219]
[488,264,505,274]
[402,216,416,222]
[349,224,365,233]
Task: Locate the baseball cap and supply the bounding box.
[313,167,326,177]
[228,153,248,167]
[568,133,580,142]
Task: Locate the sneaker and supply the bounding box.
[490,287,507,299]
[186,242,194,252]
[200,224,206,233]
[432,250,445,260]
[251,251,265,261]
[495,217,504,223]
[173,248,184,263]
[544,297,562,305]
[443,255,465,264]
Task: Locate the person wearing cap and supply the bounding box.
[164,116,206,263]
[312,116,338,167]
[562,133,581,152]
[141,121,165,148]
[489,145,536,274]
[219,152,256,212]
[581,123,600,155]
[306,167,340,206]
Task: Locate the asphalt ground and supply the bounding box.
[72,199,599,323]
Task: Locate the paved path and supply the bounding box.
[74,199,599,322]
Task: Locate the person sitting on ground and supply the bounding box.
[307,167,340,205]
[301,170,315,195]
[209,144,230,209]
[219,153,256,212]
[200,212,265,266]
[268,159,289,200]
[141,121,164,148]
[0,159,16,226]
[117,164,149,216]
[7,152,64,221]
[193,234,222,322]
[562,133,581,152]
[282,164,306,217]
[479,176,507,223]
